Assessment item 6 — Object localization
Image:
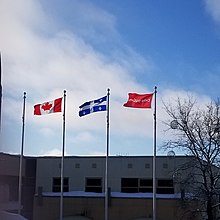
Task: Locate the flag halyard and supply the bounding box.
[79,96,107,117]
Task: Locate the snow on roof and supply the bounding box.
[42,191,193,199]
[62,216,91,220]
[0,211,27,220]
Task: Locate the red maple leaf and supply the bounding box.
[42,102,52,111]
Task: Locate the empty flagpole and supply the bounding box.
[105,88,110,220]
[60,90,66,220]
[0,52,2,131]
[153,86,157,220]
[18,92,26,215]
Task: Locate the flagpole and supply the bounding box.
[18,92,26,215]
[105,88,110,220]
[153,86,157,220]
[0,52,2,131]
[60,90,66,220]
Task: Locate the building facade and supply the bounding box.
[1,153,213,220]
[33,155,202,220]
[0,153,36,219]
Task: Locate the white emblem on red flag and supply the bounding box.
[123,93,153,108]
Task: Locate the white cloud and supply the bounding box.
[160,88,211,110]
[157,88,212,141]
[87,151,105,156]
[73,132,96,143]
[0,0,152,155]
[1,0,215,156]
[39,128,56,138]
[39,148,62,156]
[67,1,119,41]
[204,0,220,24]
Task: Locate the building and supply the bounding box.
[0,152,214,220]
[0,153,36,220]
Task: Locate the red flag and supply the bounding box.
[123,93,153,108]
[34,97,62,115]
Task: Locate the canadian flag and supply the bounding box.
[34,97,62,115]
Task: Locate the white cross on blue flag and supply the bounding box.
[79,96,107,117]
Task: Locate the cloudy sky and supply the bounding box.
[1,0,220,157]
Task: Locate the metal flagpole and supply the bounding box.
[0,52,2,131]
[153,86,157,220]
[18,92,26,215]
[105,88,110,220]
[60,90,66,220]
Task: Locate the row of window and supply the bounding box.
[52,177,174,194]
[72,163,169,169]
[121,178,174,194]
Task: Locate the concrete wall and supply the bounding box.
[36,156,188,193]
[0,153,22,176]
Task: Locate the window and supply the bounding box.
[52,177,69,192]
[75,163,80,168]
[163,163,168,169]
[127,163,133,168]
[92,163,97,168]
[139,179,153,193]
[121,178,175,194]
[121,178,138,192]
[25,159,36,177]
[85,178,102,193]
[121,178,153,193]
[157,179,174,194]
[145,163,150,169]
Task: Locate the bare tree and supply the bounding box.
[163,96,220,220]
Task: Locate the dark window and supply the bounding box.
[25,159,36,177]
[52,177,69,192]
[121,178,138,193]
[158,179,173,187]
[85,178,102,193]
[140,179,153,186]
[92,163,97,168]
[139,179,153,192]
[121,178,156,193]
[128,163,133,168]
[157,187,174,194]
[75,163,80,168]
[157,179,174,194]
[145,163,150,168]
[121,178,138,186]
[163,163,168,169]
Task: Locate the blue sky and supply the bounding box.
[1,0,220,156]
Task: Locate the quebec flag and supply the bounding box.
[79,96,107,117]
